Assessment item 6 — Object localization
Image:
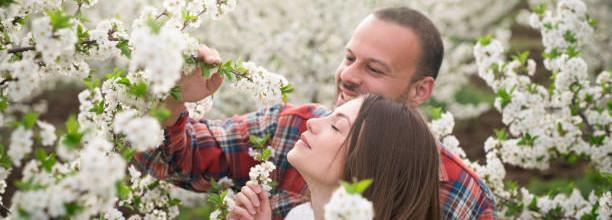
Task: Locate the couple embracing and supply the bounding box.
[134,7,495,220]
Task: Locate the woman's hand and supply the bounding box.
[229,181,272,220]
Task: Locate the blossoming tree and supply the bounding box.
[0,0,609,219]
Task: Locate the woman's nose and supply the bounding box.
[306,118,322,134]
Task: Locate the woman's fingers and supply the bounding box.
[235,192,257,215]
[229,206,253,220]
[246,181,262,194]
[241,186,261,208]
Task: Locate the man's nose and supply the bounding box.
[339,65,363,89]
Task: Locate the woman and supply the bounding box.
[230,95,440,220]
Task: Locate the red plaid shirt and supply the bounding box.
[134,104,495,219]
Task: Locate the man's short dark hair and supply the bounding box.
[374,7,444,80]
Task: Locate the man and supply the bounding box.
[135,7,495,219]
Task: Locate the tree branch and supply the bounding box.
[0,78,17,86]
[7,46,35,54]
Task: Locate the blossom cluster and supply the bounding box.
[324,180,374,220]
[428,1,611,218]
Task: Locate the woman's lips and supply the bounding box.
[298,134,312,149]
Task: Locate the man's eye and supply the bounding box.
[345,56,355,62]
[368,66,382,74]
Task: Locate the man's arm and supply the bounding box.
[133,103,285,191]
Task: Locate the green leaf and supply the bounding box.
[453,85,494,105]
[150,106,171,122]
[563,31,577,44]
[121,145,135,161]
[75,24,92,53]
[21,112,38,129]
[589,134,605,146]
[207,193,222,205]
[517,133,538,146]
[89,100,104,114]
[0,95,8,111]
[249,135,260,147]
[66,115,80,134]
[147,180,160,190]
[129,81,148,97]
[533,3,547,16]
[0,0,15,8]
[280,84,294,102]
[556,122,567,136]
[494,129,508,141]
[116,39,132,58]
[430,107,443,120]
[146,17,162,34]
[17,208,30,218]
[505,180,519,192]
[543,48,560,59]
[512,51,530,65]
[83,77,101,91]
[170,86,182,101]
[105,67,127,79]
[63,115,83,149]
[35,148,56,173]
[117,77,132,87]
[249,134,270,149]
[478,34,492,46]
[586,15,598,29]
[200,62,217,78]
[566,46,580,58]
[341,179,373,195]
[47,10,73,31]
[12,16,27,26]
[496,88,513,108]
[0,145,12,169]
[261,148,272,161]
[0,0,15,7]
[116,180,131,200]
[64,202,84,216]
[168,198,182,206]
[182,10,198,23]
[14,179,46,191]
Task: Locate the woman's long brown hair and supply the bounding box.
[342,95,440,220]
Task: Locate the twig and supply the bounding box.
[155,9,168,20]
[7,29,119,54]
[0,78,17,86]
[7,46,34,54]
[230,70,253,82]
[180,9,207,31]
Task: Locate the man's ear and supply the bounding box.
[408,76,435,107]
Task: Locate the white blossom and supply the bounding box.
[324,186,374,220]
[248,161,276,192]
[129,25,187,95]
[37,121,57,146]
[8,126,33,167]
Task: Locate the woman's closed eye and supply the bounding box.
[331,124,340,132]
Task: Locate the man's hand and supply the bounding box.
[179,45,224,102]
[162,45,224,127]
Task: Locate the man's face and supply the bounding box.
[335,15,423,106]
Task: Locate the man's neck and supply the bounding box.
[305,180,337,220]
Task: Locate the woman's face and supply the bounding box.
[288,97,364,186]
